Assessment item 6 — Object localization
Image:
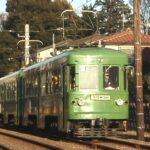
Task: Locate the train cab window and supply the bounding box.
[104,66,119,90]
[79,65,98,90]
[69,66,76,90]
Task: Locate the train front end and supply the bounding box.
[65,48,129,137]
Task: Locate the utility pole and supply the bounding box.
[134,0,145,141]
[25,24,30,66]
[17,24,43,67]
[17,24,30,66]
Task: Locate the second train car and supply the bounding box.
[0,47,131,137]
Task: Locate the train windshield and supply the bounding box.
[79,65,98,90]
[103,66,119,90]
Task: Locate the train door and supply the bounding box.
[17,75,25,126]
[62,65,76,132]
[0,85,5,125]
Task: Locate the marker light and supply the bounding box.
[77,99,85,106]
[115,99,124,106]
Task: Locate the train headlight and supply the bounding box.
[77,99,85,106]
[115,99,124,106]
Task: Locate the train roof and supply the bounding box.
[0,47,128,80]
[0,71,20,83]
[68,47,128,56]
[23,51,68,72]
[24,47,128,73]
[24,47,128,70]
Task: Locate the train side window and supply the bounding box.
[13,82,17,100]
[69,66,76,90]
[25,79,28,97]
[6,83,10,101]
[0,87,1,102]
[0,87,1,101]
[46,71,51,94]
[34,77,38,96]
[29,79,32,96]
[10,82,13,100]
[25,75,30,97]
[52,68,61,93]
[28,72,33,96]
[1,85,5,101]
[25,72,34,97]
[41,72,46,96]
[9,83,11,100]
[8,83,10,100]
[104,66,119,90]
[0,86,2,102]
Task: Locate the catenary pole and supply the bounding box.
[25,24,30,66]
[134,0,145,141]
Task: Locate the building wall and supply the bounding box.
[105,45,134,55]
[36,48,54,62]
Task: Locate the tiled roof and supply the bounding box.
[36,29,150,54]
[72,33,102,46]
[102,29,150,45]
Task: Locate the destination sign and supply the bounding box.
[91,95,110,100]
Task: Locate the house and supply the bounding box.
[101,28,150,56]
[31,39,73,63]
[31,29,150,63]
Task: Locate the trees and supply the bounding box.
[0,0,72,76]
[61,5,98,38]
[94,0,133,34]
[79,5,98,37]
[140,0,150,34]
[4,0,72,45]
[0,31,20,76]
[129,0,150,34]
[0,0,134,76]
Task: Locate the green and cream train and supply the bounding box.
[0,47,131,137]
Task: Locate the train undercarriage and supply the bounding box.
[0,113,127,138]
[69,119,127,138]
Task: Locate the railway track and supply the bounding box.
[0,128,63,150]
[0,128,150,150]
[0,145,10,150]
[0,128,92,150]
[65,130,150,150]
[67,136,150,150]
[97,136,150,150]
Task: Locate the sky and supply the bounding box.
[0,0,7,12]
[0,0,129,13]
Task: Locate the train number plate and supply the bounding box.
[91,95,110,100]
